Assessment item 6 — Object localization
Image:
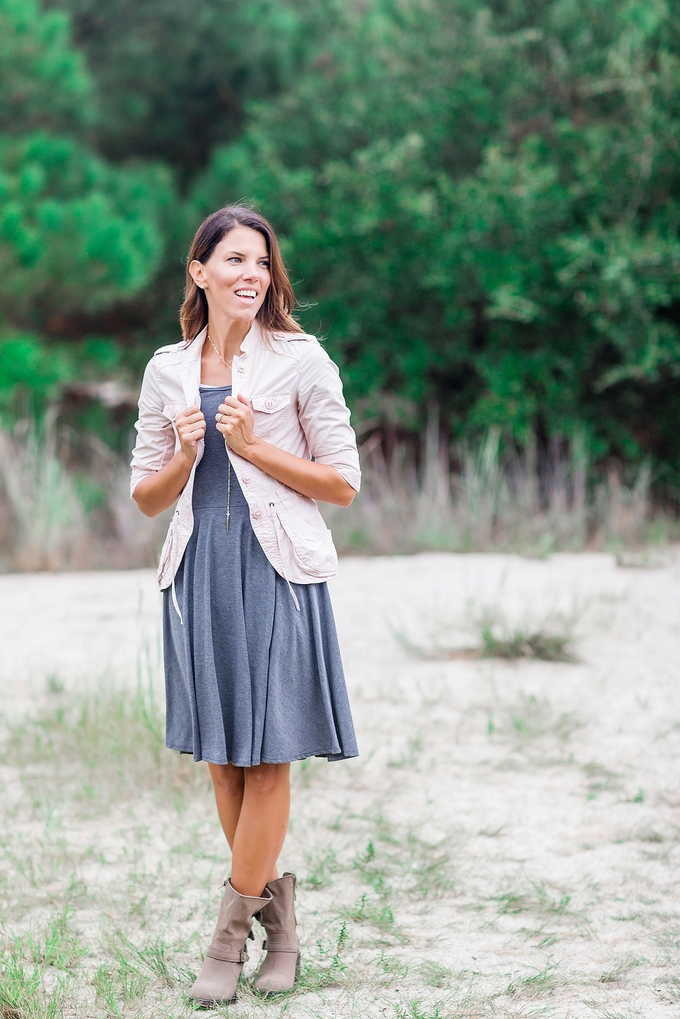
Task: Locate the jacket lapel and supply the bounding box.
[179,327,207,407]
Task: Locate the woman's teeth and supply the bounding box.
[235,290,256,300]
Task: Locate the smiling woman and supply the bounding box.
[129,205,361,1006]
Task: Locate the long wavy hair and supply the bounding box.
[179,205,300,343]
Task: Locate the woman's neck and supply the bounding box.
[206,312,252,361]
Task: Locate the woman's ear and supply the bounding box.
[189,259,207,290]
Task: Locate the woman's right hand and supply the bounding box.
[175,405,207,463]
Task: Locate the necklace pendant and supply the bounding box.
[225,459,231,532]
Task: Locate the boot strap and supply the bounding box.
[206,942,249,964]
[262,939,299,953]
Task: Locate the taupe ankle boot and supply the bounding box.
[189,880,272,1006]
[253,872,300,994]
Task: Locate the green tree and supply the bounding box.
[0,0,173,409]
[43,0,302,181]
[194,0,680,476]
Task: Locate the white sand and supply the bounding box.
[1,552,679,1017]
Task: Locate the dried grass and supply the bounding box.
[326,420,662,555]
[0,419,168,572]
[0,414,671,573]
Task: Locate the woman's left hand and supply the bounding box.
[215,394,258,457]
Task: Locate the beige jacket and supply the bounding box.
[130,323,360,596]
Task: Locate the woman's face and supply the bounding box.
[190,225,271,324]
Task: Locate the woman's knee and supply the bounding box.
[244,762,290,797]
[209,762,245,796]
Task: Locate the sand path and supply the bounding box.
[1,552,679,1017]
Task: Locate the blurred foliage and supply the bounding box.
[0,333,72,412]
[42,0,302,180]
[195,0,680,477]
[0,0,172,342]
[3,0,680,482]
[0,0,92,134]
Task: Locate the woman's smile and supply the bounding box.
[234,288,258,303]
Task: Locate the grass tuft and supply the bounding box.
[0,946,65,1019]
[395,602,579,664]
[340,893,400,936]
[479,625,576,663]
[301,848,339,890]
[294,923,349,991]
[26,908,85,971]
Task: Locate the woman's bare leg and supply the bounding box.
[208,762,245,847]
[208,762,291,897]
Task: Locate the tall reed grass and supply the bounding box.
[0,415,668,571]
[325,419,661,555]
[0,416,85,571]
[0,418,168,571]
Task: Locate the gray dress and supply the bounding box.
[162,385,358,767]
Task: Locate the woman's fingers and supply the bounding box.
[178,422,206,439]
[216,401,245,418]
[176,407,206,460]
[177,408,205,427]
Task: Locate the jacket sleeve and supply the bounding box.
[129,358,176,497]
[297,341,361,492]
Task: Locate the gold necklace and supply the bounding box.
[207,332,233,369]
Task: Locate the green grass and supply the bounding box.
[394,601,580,664]
[0,683,208,811]
[301,848,339,890]
[494,882,573,920]
[478,627,576,663]
[26,907,85,971]
[0,940,68,1019]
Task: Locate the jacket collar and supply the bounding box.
[179,321,264,406]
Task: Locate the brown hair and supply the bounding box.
[179,205,300,343]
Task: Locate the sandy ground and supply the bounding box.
[1,552,680,1017]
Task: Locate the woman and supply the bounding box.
[130,205,360,1005]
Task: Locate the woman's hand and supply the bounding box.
[176,405,207,463]
[215,393,355,506]
[215,394,258,456]
[133,406,205,518]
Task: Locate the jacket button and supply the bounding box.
[237,364,245,373]
[265,397,275,410]
[252,508,261,520]
[242,473,251,484]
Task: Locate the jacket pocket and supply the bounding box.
[251,392,291,414]
[273,499,337,577]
